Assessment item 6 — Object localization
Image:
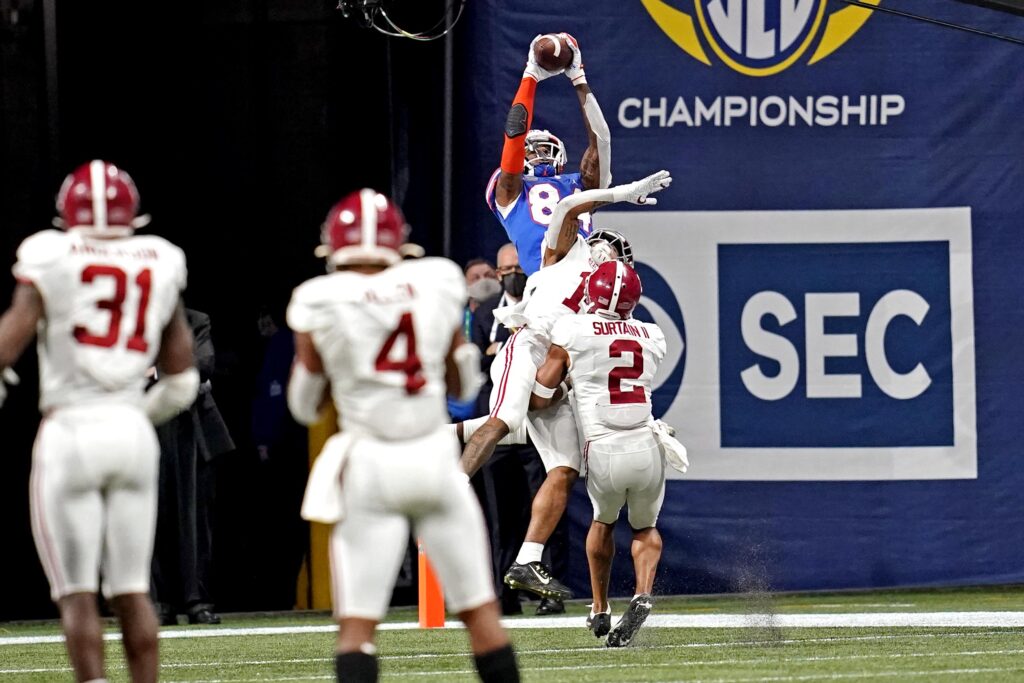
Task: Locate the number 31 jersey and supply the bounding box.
[287,257,466,441]
[550,313,668,443]
[12,229,187,412]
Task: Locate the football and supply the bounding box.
[533,34,572,72]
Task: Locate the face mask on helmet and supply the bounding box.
[523,130,567,178]
[587,229,634,267]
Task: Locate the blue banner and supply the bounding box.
[454,1,1024,595]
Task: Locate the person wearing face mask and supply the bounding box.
[449,260,501,423]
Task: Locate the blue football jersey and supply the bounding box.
[485,169,593,275]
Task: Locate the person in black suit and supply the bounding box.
[151,309,235,625]
[471,244,569,616]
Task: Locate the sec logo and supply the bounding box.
[641,0,879,76]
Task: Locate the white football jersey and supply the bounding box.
[12,229,187,412]
[516,236,593,340]
[287,257,466,441]
[550,313,668,443]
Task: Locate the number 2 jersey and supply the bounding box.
[12,229,187,412]
[550,313,667,443]
[286,257,466,441]
[485,169,590,276]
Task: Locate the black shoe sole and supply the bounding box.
[587,614,611,638]
[605,608,651,647]
[503,577,573,601]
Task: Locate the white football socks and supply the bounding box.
[515,542,544,565]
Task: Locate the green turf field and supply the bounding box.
[4,586,1024,681]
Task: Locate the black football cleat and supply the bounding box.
[502,561,573,601]
[586,607,611,638]
[605,593,653,647]
[187,608,221,625]
[535,597,565,616]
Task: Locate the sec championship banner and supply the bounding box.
[610,207,977,481]
[453,1,1024,593]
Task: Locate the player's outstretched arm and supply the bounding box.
[529,345,570,411]
[563,34,611,190]
[541,170,673,266]
[495,36,564,207]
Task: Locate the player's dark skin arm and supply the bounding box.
[460,419,509,476]
[575,83,602,190]
[529,345,569,411]
[155,302,196,375]
[0,283,43,369]
[444,328,466,398]
[495,168,524,209]
[542,197,611,267]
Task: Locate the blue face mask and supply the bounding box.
[530,163,558,178]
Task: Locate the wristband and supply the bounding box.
[533,381,557,399]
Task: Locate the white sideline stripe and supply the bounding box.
[4,611,1024,646]
[6,643,1024,676]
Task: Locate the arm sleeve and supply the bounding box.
[287,278,331,334]
[549,317,576,349]
[12,231,68,299]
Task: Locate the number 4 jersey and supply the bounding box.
[12,229,187,412]
[287,257,467,441]
[550,313,667,443]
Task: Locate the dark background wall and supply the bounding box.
[0,0,464,620]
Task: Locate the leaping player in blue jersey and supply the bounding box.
[485,32,612,276]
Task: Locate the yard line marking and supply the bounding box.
[796,603,916,608]
[162,667,1024,683]
[11,646,1024,677]
[3,612,1024,646]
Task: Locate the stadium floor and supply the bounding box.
[4,586,1024,681]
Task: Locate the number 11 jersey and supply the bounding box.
[12,229,187,412]
[287,257,467,441]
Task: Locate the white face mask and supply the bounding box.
[468,278,502,302]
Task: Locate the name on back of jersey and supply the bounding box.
[70,241,161,261]
[590,320,651,339]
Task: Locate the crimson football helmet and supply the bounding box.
[55,160,148,235]
[319,188,409,267]
[524,129,567,177]
[587,229,634,266]
[586,260,642,320]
